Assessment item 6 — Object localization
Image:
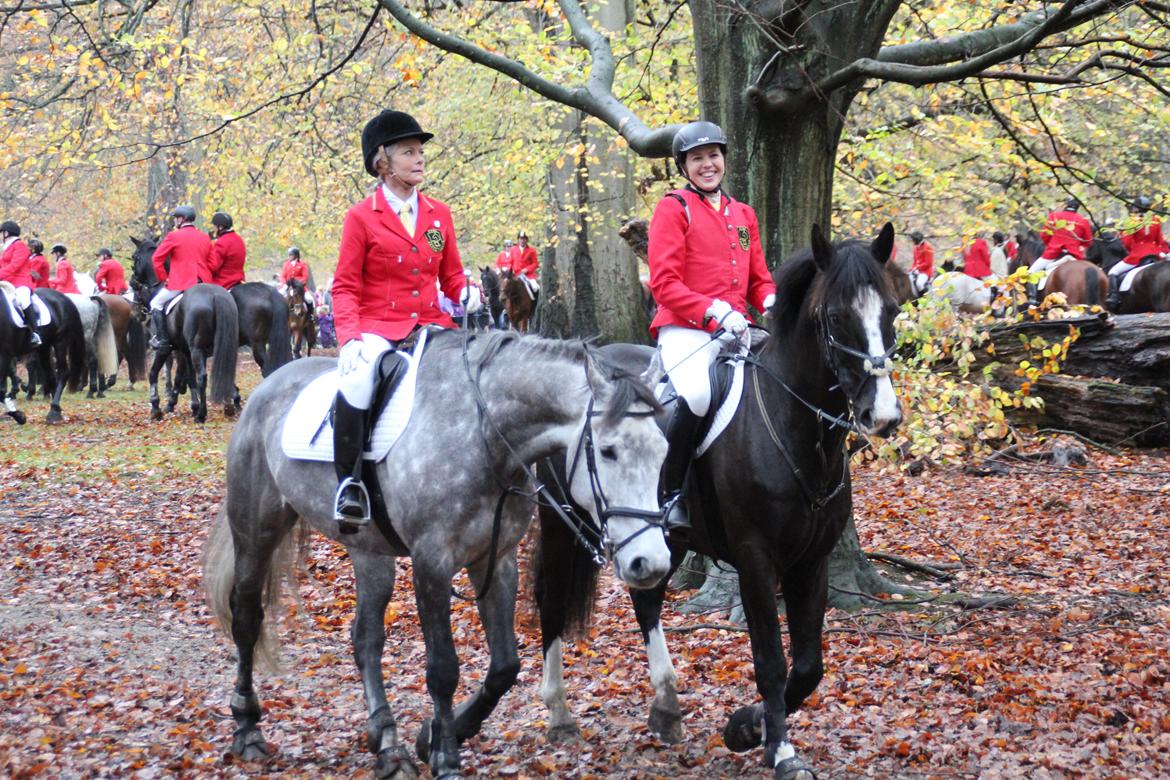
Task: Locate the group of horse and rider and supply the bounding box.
[907,195,1168,312]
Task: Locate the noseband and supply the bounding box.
[814,305,896,382]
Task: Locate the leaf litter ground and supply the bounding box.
[1,360,1168,778]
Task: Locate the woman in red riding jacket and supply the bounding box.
[330,109,484,533]
[646,120,776,537]
[49,244,81,294]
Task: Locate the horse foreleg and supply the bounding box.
[451,555,521,744]
[411,562,462,779]
[780,557,829,715]
[45,346,65,424]
[631,575,685,743]
[0,356,25,425]
[349,551,418,779]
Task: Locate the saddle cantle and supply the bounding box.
[281,328,429,462]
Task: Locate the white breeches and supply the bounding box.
[1108,261,1135,277]
[337,333,394,409]
[150,287,182,312]
[1029,255,1075,274]
[9,285,32,308]
[657,325,736,417]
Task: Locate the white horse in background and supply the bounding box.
[928,271,993,313]
[65,293,118,397]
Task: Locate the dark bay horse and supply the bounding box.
[1111,261,1170,313]
[534,224,904,779]
[0,285,86,424]
[480,266,505,328]
[285,278,316,359]
[500,269,535,333]
[130,238,239,423]
[232,282,292,376]
[202,330,674,779]
[1042,259,1106,307]
[98,293,147,389]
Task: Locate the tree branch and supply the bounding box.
[375,0,676,156]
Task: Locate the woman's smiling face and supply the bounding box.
[684,144,725,191]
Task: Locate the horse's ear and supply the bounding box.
[583,349,613,405]
[871,222,895,265]
[640,349,665,389]
[811,224,833,271]
[129,235,140,247]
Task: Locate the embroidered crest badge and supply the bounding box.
[736,226,750,251]
[424,228,445,252]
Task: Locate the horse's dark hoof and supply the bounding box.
[86,390,95,399]
[414,721,432,763]
[223,403,236,419]
[106,376,117,388]
[8,410,26,425]
[96,391,106,399]
[45,409,63,424]
[150,408,163,421]
[546,722,581,744]
[723,704,764,752]
[375,745,418,779]
[648,703,684,744]
[230,728,273,762]
[774,755,816,780]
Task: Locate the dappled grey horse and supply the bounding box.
[64,294,118,398]
[204,329,673,779]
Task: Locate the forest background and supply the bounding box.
[1,0,1167,329]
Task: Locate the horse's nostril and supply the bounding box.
[628,556,647,579]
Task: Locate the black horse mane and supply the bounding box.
[432,329,662,424]
[770,238,893,331]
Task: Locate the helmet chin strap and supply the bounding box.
[685,179,722,198]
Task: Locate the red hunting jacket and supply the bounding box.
[1041,210,1092,260]
[1120,219,1168,266]
[153,225,212,291]
[332,187,467,345]
[495,246,520,272]
[29,254,50,288]
[51,258,80,293]
[963,238,991,279]
[647,188,775,339]
[515,245,539,277]
[0,239,33,289]
[96,257,128,294]
[912,242,934,276]
[281,259,309,285]
[208,230,247,289]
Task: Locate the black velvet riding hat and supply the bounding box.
[361,110,434,177]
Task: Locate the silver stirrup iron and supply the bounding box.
[334,477,371,525]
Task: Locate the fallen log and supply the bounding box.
[975,312,1170,445]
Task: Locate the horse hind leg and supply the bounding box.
[631,575,685,744]
[349,551,418,780]
[190,349,209,423]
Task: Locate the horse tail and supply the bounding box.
[92,297,119,379]
[125,316,147,383]
[203,506,308,673]
[265,289,293,373]
[62,299,87,393]
[530,459,601,641]
[208,291,239,405]
[1085,266,1101,306]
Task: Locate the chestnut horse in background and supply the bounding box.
[500,269,535,333]
[1042,260,1107,307]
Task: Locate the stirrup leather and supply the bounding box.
[334,476,371,524]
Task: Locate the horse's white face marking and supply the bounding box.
[570,408,671,589]
[646,625,677,691]
[853,287,901,434]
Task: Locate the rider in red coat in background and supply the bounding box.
[280,247,315,318]
[330,109,483,532]
[49,245,81,294]
[962,235,991,279]
[0,221,41,345]
[513,230,540,296]
[207,212,246,290]
[149,205,212,349]
[95,248,128,294]
[27,239,50,289]
[909,231,934,293]
[1107,195,1169,308]
[1036,198,1093,266]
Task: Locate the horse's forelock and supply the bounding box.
[599,364,662,426]
[807,240,893,315]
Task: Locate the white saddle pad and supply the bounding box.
[655,336,754,458]
[281,329,429,462]
[0,283,51,328]
[1038,256,1075,290]
[165,293,184,315]
[1120,263,1153,293]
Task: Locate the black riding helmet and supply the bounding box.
[28,238,43,254]
[1131,195,1153,212]
[0,220,21,237]
[211,211,233,229]
[98,247,113,258]
[361,110,433,177]
[287,246,301,259]
[1064,197,1082,211]
[910,231,924,243]
[172,205,196,222]
[51,244,67,255]
[672,120,727,181]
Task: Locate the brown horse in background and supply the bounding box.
[500,269,535,333]
[99,293,147,388]
[1043,260,1107,306]
[285,278,316,358]
[1112,262,1170,313]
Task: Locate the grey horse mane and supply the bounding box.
[427,329,661,425]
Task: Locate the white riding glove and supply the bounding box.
[338,340,366,377]
[460,285,484,315]
[762,293,776,311]
[706,298,748,338]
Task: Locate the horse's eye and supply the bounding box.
[599,446,618,461]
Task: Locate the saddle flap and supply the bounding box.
[1120,261,1156,293]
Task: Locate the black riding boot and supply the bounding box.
[660,399,702,542]
[149,309,170,350]
[1025,282,1040,307]
[1105,273,1123,311]
[333,394,371,534]
[22,303,41,347]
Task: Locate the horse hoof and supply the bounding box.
[648,704,684,744]
[230,728,273,762]
[546,722,581,744]
[223,404,236,419]
[86,391,95,399]
[723,704,764,752]
[414,722,431,763]
[150,408,163,421]
[774,755,816,780]
[45,410,63,425]
[8,411,26,425]
[375,746,418,779]
[96,392,106,399]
